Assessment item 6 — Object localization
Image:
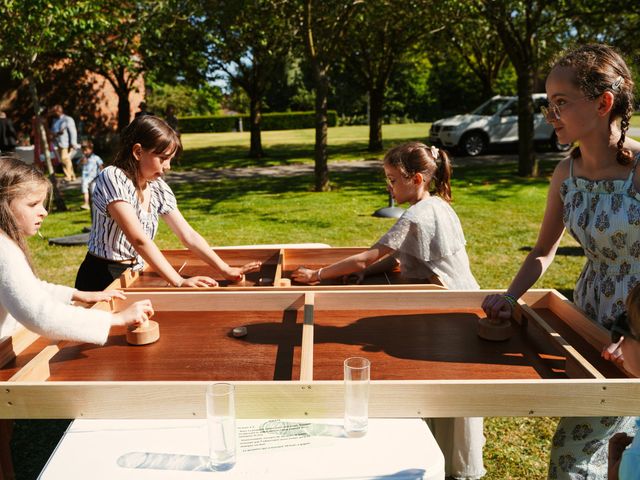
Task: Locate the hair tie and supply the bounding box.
[611,76,623,93]
[430,146,440,161]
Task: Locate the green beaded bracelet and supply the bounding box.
[502,293,518,308]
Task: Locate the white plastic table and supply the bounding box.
[39,418,444,480]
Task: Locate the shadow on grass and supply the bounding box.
[450,160,558,202]
[11,419,71,480]
[179,136,425,170]
[170,168,388,211]
[170,157,560,213]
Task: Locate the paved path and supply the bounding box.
[55,150,572,190]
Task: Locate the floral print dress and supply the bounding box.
[548,155,640,479]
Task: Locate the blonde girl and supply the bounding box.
[0,156,152,345]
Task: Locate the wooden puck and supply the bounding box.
[477,317,512,341]
[276,278,291,287]
[126,320,160,345]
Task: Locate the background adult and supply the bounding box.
[50,104,79,182]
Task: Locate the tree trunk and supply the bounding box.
[516,71,537,177]
[116,85,131,132]
[27,76,67,211]
[249,95,264,158]
[368,87,384,152]
[314,73,330,191]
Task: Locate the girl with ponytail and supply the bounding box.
[292,141,484,479]
[292,141,477,289]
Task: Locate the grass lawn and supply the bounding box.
[15,123,595,479]
[179,123,431,169]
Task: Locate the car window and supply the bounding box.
[471,98,511,116]
[501,103,517,116]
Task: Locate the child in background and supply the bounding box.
[79,140,104,210]
[608,284,640,479]
[74,115,261,291]
[0,156,152,345]
[292,141,484,480]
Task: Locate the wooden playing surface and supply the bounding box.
[113,247,421,289]
[2,291,624,382]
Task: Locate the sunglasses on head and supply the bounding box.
[611,311,640,343]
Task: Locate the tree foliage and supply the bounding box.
[344,0,437,151]
[202,0,295,158]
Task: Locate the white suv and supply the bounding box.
[428,94,570,156]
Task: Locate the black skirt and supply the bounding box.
[74,253,134,291]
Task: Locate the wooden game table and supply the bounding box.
[111,247,445,290]
[1,288,639,420]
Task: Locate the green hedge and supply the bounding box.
[178,111,338,133]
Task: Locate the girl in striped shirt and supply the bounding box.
[75,116,260,291]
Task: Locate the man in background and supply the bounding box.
[50,104,79,181]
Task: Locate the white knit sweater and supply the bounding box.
[0,234,112,345]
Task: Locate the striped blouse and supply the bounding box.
[88,166,177,269]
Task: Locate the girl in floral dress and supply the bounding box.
[482,44,640,479]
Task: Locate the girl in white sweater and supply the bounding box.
[0,156,153,345]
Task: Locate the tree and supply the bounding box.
[437,2,508,100]
[346,0,437,152]
[73,0,208,131]
[478,0,637,177]
[300,0,363,191]
[0,0,107,210]
[203,0,294,158]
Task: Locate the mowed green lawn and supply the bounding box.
[18,122,604,480]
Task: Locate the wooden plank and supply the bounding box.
[2,379,640,419]
[121,284,449,292]
[112,291,308,312]
[299,293,315,382]
[547,291,611,351]
[8,343,62,382]
[515,300,604,379]
[273,249,284,284]
[105,289,555,315]
[119,268,138,288]
[0,327,40,369]
[283,247,369,269]
[161,248,281,267]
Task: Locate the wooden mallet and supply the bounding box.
[476,316,512,341]
[126,318,160,345]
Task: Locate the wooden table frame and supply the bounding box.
[1,289,639,420]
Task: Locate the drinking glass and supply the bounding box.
[206,383,236,470]
[344,357,370,436]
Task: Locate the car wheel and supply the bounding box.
[460,132,487,157]
[550,132,571,152]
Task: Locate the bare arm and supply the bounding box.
[360,253,399,277]
[108,201,204,287]
[292,245,393,283]
[162,209,260,281]
[482,159,570,319]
